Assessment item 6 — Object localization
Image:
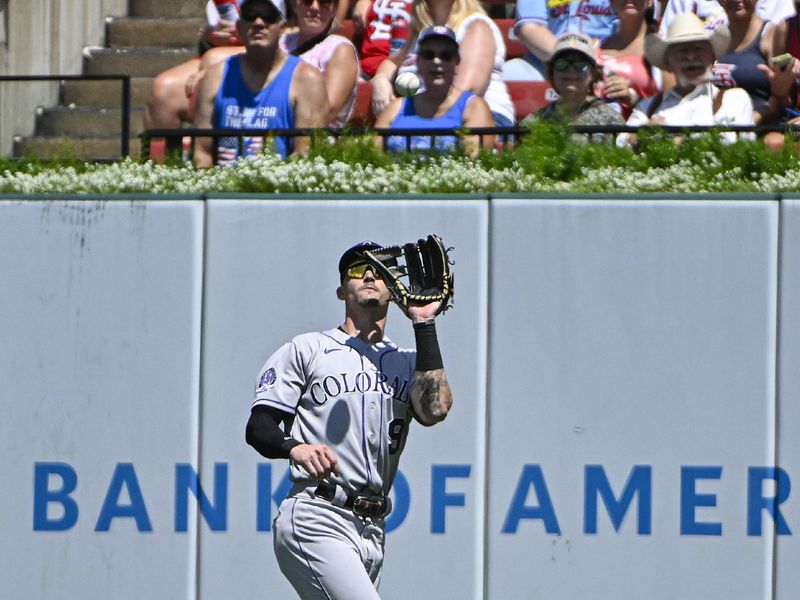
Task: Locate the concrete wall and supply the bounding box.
[1,194,798,599]
[0,0,127,155]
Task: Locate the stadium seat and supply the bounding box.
[506,80,555,120]
[494,18,526,60]
[337,19,357,43]
[350,79,375,126]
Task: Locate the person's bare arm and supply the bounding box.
[192,60,225,167]
[407,303,453,426]
[373,96,403,149]
[333,0,355,32]
[454,19,496,97]
[515,21,557,63]
[461,94,495,157]
[352,0,372,34]
[324,43,360,124]
[371,37,412,115]
[291,62,330,155]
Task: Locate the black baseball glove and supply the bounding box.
[363,234,454,315]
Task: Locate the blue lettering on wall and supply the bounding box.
[431,465,471,534]
[95,463,152,532]
[386,470,410,533]
[31,461,798,536]
[747,467,792,536]
[584,465,652,535]
[175,463,227,532]
[33,462,79,531]
[256,463,292,532]
[502,464,561,534]
[681,466,722,536]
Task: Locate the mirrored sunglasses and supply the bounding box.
[241,8,283,23]
[418,48,458,62]
[552,57,592,73]
[346,262,383,279]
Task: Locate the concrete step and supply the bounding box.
[61,77,154,109]
[34,106,145,137]
[84,47,195,77]
[13,136,142,161]
[131,0,203,18]
[106,16,207,48]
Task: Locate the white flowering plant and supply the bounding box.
[1,123,799,194]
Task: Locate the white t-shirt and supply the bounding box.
[620,81,754,145]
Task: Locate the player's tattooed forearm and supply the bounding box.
[415,369,452,423]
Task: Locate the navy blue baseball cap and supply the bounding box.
[417,26,459,48]
[338,241,382,277]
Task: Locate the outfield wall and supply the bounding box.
[1,194,797,599]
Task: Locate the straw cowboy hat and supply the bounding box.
[644,13,730,70]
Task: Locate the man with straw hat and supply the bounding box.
[619,12,754,145]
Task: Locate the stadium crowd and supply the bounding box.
[142,0,800,164]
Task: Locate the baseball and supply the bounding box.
[394,71,421,97]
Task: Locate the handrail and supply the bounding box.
[0,74,132,157]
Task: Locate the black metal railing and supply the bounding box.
[0,74,132,157]
[141,122,799,163]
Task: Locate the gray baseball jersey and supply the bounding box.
[253,327,417,496]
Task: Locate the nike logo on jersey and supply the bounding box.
[323,348,342,354]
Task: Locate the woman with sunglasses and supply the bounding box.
[370,0,515,128]
[374,26,495,156]
[522,32,625,142]
[280,0,360,126]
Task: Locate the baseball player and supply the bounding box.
[245,240,453,599]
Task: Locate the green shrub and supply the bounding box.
[2,122,799,194]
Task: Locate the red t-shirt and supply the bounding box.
[360,0,414,77]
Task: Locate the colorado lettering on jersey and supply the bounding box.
[309,370,412,405]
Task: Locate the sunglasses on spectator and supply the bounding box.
[241,8,283,23]
[298,0,335,7]
[345,262,383,279]
[552,57,592,73]
[418,48,458,62]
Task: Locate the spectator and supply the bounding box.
[370,0,516,127]
[358,0,415,78]
[715,0,796,148]
[598,0,661,117]
[620,12,754,145]
[375,26,495,156]
[280,0,360,126]
[192,0,330,165]
[504,0,617,81]
[522,32,626,142]
[144,1,245,130]
[657,0,794,88]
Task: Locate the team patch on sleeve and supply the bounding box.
[257,367,277,393]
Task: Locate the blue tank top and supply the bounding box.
[385,91,474,153]
[213,53,300,162]
[715,23,771,110]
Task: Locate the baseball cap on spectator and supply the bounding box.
[645,12,730,70]
[338,241,383,279]
[549,32,597,65]
[546,32,599,81]
[240,0,286,20]
[417,26,459,50]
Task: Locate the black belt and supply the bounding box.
[314,482,389,519]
